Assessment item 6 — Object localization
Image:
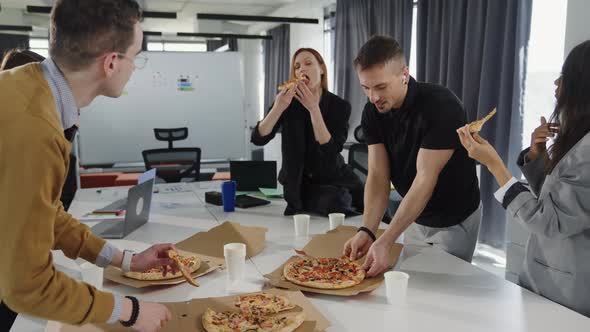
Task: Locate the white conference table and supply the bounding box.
[11,181,590,332]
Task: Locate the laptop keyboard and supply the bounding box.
[91,220,124,237]
[101,198,128,211]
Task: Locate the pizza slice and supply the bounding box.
[168,250,200,287]
[202,308,305,332]
[277,77,304,91]
[234,293,296,317]
[122,252,201,283]
[468,108,497,133]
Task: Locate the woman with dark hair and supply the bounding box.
[1,49,78,210]
[252,48,363,216]
[0,49,45,70]
[457,40,590,317]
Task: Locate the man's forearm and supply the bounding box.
[381,174,437,245]
[362,174,391,233]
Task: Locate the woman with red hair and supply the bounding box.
[252,48,363,216]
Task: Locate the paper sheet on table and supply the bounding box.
[259,187,283,197]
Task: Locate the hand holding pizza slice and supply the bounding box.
[168,250,200,287]
[277,77,305,91]
[123,250,201,285]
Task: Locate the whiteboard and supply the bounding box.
[79,51,247,166]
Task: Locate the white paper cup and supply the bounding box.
[328,213,345,230]
[293,214,310,237]
[79,262,104,289]
[224,243,246,282]
[384,271,409,305]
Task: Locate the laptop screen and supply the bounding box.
[230,161,277,191]
[138,168,156,184]
[123,178,154,235]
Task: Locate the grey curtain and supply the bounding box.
[0,33,29,61]
[334,0,413,138]
[206,38,238,52]
[263,24,290,114]
[417,0,532,248]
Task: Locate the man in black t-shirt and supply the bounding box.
[343,35,481,276]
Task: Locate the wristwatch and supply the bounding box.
[122,249,136,273]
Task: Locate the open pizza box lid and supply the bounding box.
[46,288,330,332]
[264,226,403,296]
[176,221,268,259]
[104,221,267,288]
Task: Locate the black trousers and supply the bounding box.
[0,301,18,332]
[301,183,363,216]
[299,172,365,216]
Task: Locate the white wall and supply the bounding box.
[238,39,264,129]
[0,8,49,37]
[288,8,325,57]
[564,0,590,57]
[248,0,332,58]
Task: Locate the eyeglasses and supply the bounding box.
[117,52,148,69]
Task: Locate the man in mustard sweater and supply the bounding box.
[0,1,178,331]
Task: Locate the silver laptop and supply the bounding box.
[90,178,154,239]
[92,169,156,213]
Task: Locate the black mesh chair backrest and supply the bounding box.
[154,127,189,149]
[142,147,201,183]
[354,125,366,144]
[348,143,368,183]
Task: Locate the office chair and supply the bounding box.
[153,127,189,149]
[348,143,368,183]
[354,124,366,144]
[142,147,201,183]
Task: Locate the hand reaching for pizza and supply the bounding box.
[362,238,392,277]
[131,243,179,277]
[294,82,321,114]
[343,230,373,261]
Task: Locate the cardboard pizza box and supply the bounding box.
[264,226,403,296]
[46,289,330,332]
[103,249,224,288]
[176,221,268,259]
[104,221,267,288]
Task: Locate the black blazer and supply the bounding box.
[251,90,357,210]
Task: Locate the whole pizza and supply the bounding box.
[203,293,305,332]
[235,293,296,317]
[123,254,201,281]
[283,256,365,289]
[202,309,304,332]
